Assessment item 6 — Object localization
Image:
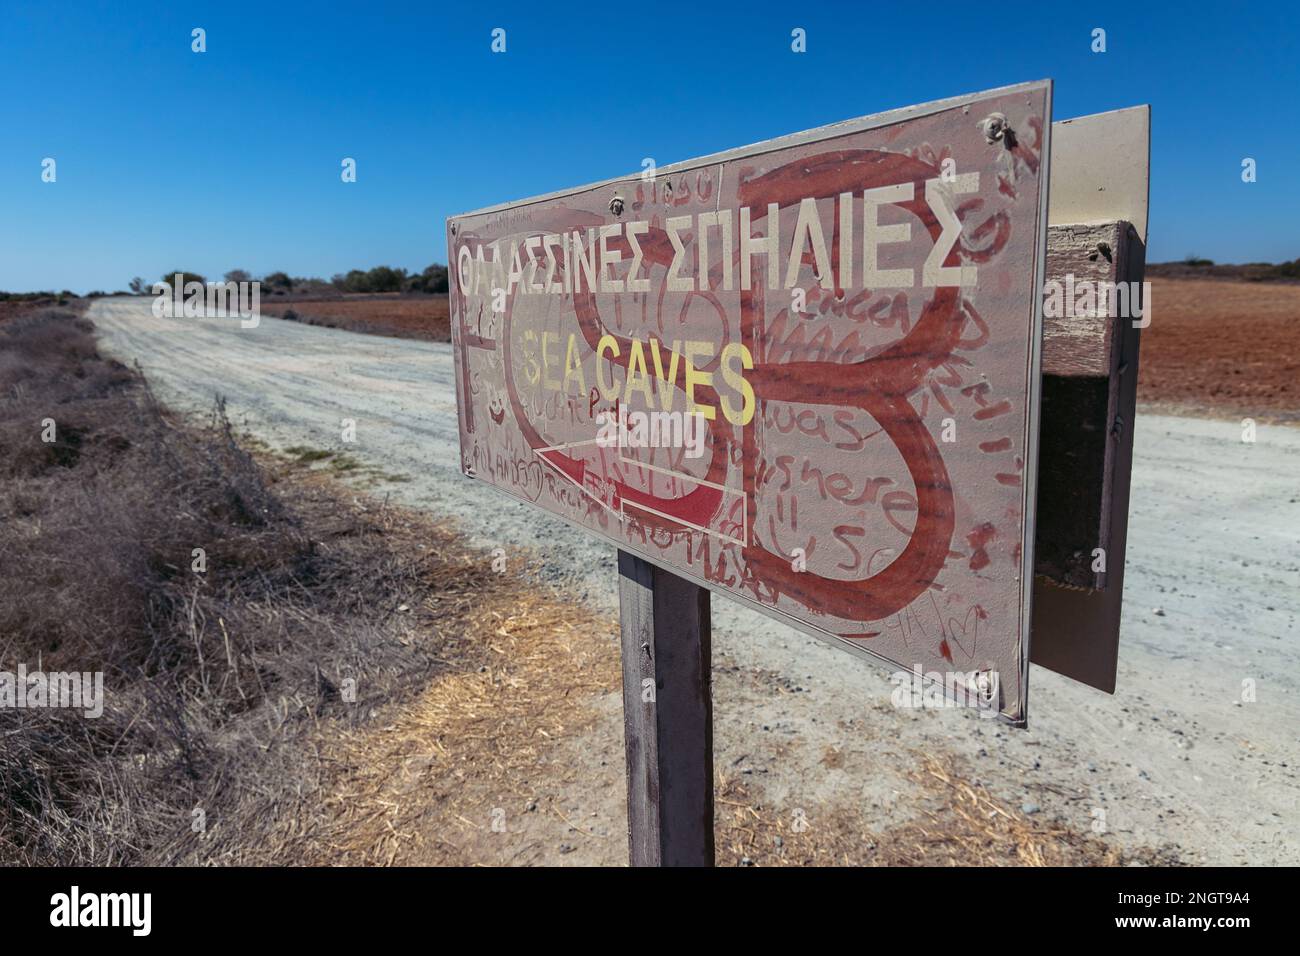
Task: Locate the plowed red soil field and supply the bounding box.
[1138,278,1300,422]
[259,294,450,341]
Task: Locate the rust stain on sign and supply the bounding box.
[448,81,1053,723]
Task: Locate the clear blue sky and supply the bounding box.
[2,0,1296,292]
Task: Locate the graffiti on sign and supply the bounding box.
[448,81,1053,722]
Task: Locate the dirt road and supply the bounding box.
[89,297,1299,865]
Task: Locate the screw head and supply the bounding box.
[979,112,1010,145]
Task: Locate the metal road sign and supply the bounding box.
[448,81,1053,723]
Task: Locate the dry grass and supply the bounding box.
[285,581,1172,866]
[0,305,614,866]
[287,577,617,866]
[0,308,455,864]
[714,755,1176,866]
[0,295,66,323]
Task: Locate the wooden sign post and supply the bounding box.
[618,551,714,866]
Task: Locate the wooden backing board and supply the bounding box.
[1036,220,1135,591]
[1029,105,1150,694]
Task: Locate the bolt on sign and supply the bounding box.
[449,81,1053,723]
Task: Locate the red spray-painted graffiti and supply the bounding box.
[448,84,1050,720]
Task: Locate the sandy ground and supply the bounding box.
[88,297,1299,865]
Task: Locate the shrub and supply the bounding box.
[161,270,206,288]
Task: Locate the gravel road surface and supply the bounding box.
[89,297,1299,864]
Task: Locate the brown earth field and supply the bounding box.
[257,278,1300,422]
[1139,277,1300,422]
[258,294,450,341]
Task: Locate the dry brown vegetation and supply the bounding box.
[0,306,612,865]
[713,756,1178,867]
[0,294,67,324]
[0,308,458,863]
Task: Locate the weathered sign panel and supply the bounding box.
[448,81,1053,722]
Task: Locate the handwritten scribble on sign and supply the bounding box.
[448,81,1052,723]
